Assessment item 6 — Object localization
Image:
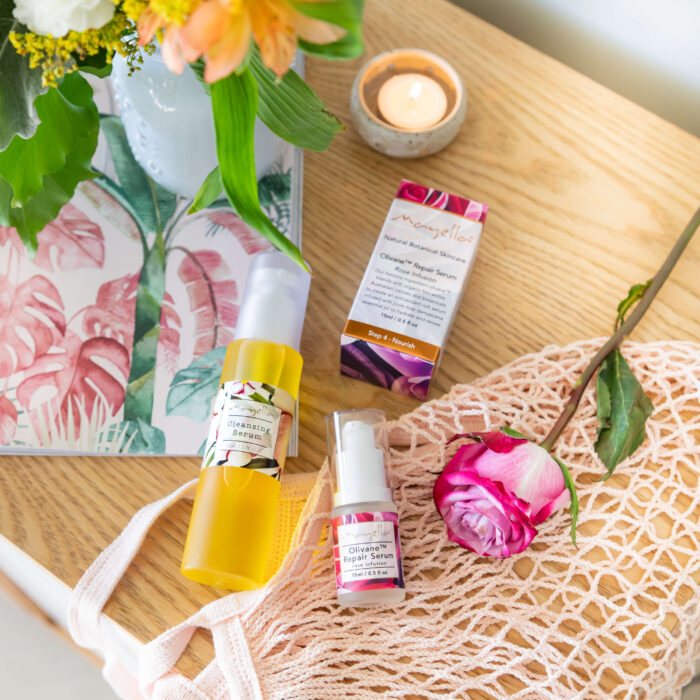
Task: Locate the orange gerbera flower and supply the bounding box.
[136,0,346,82]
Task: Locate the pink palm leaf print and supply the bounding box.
[0,273,66,378]
[0,395,17,444]
[32,203,105,271]
[17,331,130,437]
[82,273,181,368]
[205,211,273,256]
[176,249,238,356]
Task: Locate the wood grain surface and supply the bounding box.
[1,0,699,688]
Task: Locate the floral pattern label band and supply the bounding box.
[201,380,294,481]
[332,511,405,594]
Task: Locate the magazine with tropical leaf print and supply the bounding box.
[0,79,302,457]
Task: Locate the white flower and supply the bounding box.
[13,0,116,38]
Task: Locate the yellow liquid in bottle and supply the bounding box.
[181,338,302,589]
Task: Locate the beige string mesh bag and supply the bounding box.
[69,339,700,699]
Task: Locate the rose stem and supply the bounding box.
[540,205,700,452]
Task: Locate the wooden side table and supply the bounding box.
[1,0,699,695]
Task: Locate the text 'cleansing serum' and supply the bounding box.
[326,409,406,606]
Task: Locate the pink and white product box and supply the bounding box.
[341,180,488,400]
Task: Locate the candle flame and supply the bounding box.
[408,80,423,106]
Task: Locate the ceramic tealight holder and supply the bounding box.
[350,48,467,158]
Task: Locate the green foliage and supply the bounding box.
[615,280,652,330]
[124,230,166,424]
[76,48,113,77]
[258,172,291,207]
[550,454,579,546]
[211,69,307,269]
[0,73,98,253]
[0,75,98,206]
[0,0,46,149]
[500,425,529,440]
[595,348,654,477]
[295,0,365,59]
[166,346,228,422]
[112,418,166,453]
[189,166,223,214]
[99,115,177,235]
[249,47,344,151]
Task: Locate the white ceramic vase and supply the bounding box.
[111,52,281,199]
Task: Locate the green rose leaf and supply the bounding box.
[550,454,579,547]
[0,72,98,253]
[0,0,47,149]
[500,425,529,440]
[294,0,365,60]
[249,47,344,151]
[615,279,652,330]
[211,68,307,270]
[166,346,228,422]
[99,115,177,235]
[189,166,223,214]
[595,348,654,478]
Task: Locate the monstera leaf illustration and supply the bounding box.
[0,273,66,377]
[0,394,17,444]
[32,203,104,271]
[17,332,130,436]
[176,249,238,357]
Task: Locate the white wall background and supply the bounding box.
[454,0,700,136]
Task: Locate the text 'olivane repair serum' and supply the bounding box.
[182,251,311,590]
[326,409,406,606]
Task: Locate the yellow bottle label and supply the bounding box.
[201,380,294,480]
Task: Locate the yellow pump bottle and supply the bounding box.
[181,252,311,590]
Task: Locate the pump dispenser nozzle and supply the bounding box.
[327,410,392,507]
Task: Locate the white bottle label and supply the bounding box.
[333,514,403,589]
[201,380,294,480]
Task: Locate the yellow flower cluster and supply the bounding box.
[10,9,150,87]
[130,0,200,25]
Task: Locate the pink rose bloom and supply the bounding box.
[397,180,429,203]
[433,430,570,558]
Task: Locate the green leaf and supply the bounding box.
[0,0,47,149]
[615,280,652,330]
[258,172,291,207]
[249,47,344,151]
[594,348,654,478]
[500,425,529,440]
[166,346,228,422]
[211,69,307,270]
[189,166,222,214]
[77,48,113,77]
[109,419,166,454]
[550,454,579,547]
[189,59,210,94]
[294,0,365,60]
[99,115,178,234]
[123,230,166,424]
[0,74,98,253]
[0,74,99,206]
[89,173,149,239]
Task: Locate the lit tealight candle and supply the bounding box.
[377,73,448,131]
